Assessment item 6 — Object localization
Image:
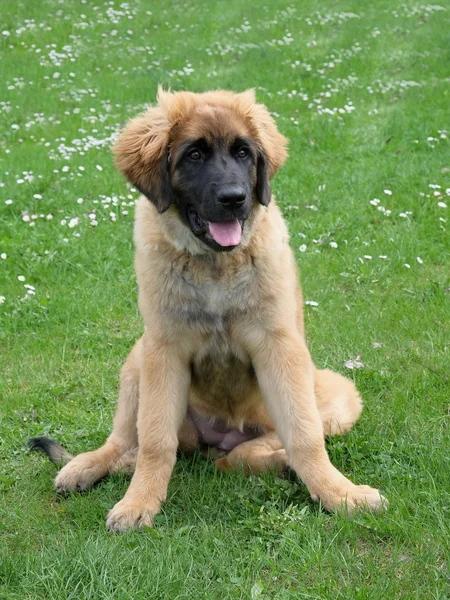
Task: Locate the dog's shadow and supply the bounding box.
[116,450,318,530]
[32,445,351,531]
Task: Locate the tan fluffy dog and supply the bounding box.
[30,88,386,531]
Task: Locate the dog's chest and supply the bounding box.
[162,259,258,410]
[164,259,258,333]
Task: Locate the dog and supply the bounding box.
[30,88,387,531]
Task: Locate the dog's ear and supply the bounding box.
[113,105,172,213]
[250,102,288,178]
[255,148,271,207]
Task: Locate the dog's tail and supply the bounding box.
[28,437,73,466]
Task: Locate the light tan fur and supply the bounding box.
[54,88,386,531]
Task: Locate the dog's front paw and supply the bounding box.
[106,499,156,532]
[322,483,388,514]
[347,484,388,512]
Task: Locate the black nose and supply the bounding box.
[216,186,246,209]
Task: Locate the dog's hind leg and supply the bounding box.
[314,368,363,436]
[50,338,142,492]
[214,368,362,477]
[215,431,288,476]
[211,368,362,478]
[34,337,201,489]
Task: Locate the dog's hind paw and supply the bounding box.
[54,452,107,492]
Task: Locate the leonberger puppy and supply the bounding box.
[30,88,386,531]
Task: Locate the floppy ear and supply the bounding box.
[113,106,173,213]
[250,103,288,178]
[255,148,271,207]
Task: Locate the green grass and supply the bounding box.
[1,0,449,598]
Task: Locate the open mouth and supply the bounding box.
[188,209,243,248]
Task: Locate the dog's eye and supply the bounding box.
[188,149,202,160]
[237,147,248,159]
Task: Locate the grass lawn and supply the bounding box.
[1,0,449,598]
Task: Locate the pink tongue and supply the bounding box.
[208,220,242,247]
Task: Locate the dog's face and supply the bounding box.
[114,89,288,252]
[170,109,265,252]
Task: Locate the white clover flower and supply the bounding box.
[18,275,25,281]
[329,241,338,248]
[344,356,365,370]
[384,189,392,195]
[416,257,423,264]
[0,296,5,304]
[370,198,380,206]
[68,217,79,228]
[437,202,447,208]
[1,253,6,260]
[299,244,307,252]
[404,263,411,269]
[5,199,13,205]
[96,165,103,171]
[305,300,318,306]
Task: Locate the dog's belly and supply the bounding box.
[190,331,259,424]
[187,408,260,451]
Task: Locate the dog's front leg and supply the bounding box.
[245,328,387,514]
[106,335,190,532]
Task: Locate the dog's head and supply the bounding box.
[114,88,288,252]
